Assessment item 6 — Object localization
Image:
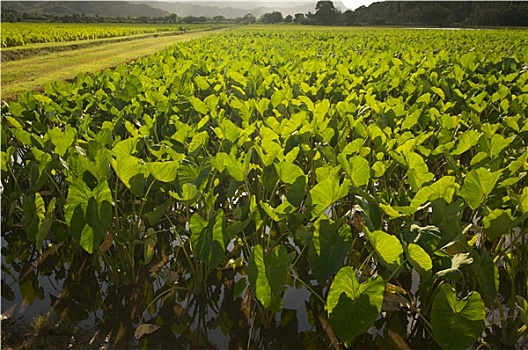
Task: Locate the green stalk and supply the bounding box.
[290,271,326,304]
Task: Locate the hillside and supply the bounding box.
[344,1,528,26]
[0,1,348,20]
[0,1,169,18]
[137,1,333,18]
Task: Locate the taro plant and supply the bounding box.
[2,27,527,348]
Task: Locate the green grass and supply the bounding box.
[1,29,195,62]
[0,27,231,101]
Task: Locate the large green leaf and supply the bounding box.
[188,131,209,154]
[471,249,498,302]
[285,175,307,208]
[248,244,289,312]
[403,150,434,192]
[341,155,370,187]
[190,210,226,268]
[310,177,350,216]
[22,193,45,244]
[460,168,502,210]
[64,179,113,254]
[110,155,146,197]
[224,153,247,182]
[308,218,352,283]
[482,208,513,241]
[145,161,179,183]
[431,285,485,350]
[520,187,528,213]
[432,199,463,246]
[409,176,456,209]
[35,198,56,252]
[48,126,76,157]
[170,183,200,205]
[452,130,480,156]
[366,230,404,272]
[401,224,441,255]
[406,243,432,279]
[275,162,304,185]
[327,267,385,342]
[188,96,208,115]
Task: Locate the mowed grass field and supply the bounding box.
[0,24,231,101]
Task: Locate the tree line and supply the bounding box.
[0,8,257,24]
[2,1,527,27]
[262,1,528,27]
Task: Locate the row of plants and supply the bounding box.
[0,22,217,48]
[2,28,528,348]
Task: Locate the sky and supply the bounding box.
[339,0,374,10]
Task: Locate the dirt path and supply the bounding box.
[1,28,229,101]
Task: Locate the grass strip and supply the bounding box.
[0,26,230,62]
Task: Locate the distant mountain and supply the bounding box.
[343,1,528,27]
[137,1,347,18]
[1,1,170,17]
[0,0,350,19]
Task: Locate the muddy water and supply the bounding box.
[1,226,329,349]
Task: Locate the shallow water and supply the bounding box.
[1,226,331,349]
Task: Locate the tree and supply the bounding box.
[165,13,178,23]
[285,15,293,23]
[315,1,337,25]
[294,13,305,24]
[241,13,256,24]
[260,11,283,24]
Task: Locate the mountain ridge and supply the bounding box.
[0,1,348,19]
[1,1,170,17]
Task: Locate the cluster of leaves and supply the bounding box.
[2,28,528,348]
[1,22,209,48]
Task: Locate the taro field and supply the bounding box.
[1,27,528,349]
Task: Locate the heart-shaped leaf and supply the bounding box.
[190,210,226,268]
[460,168,502,210]
[431,285,485,350]
[327,267,385,342]
[65,179,112,254]
[366,230,404,272]
[308,218,351,283]
[248,244,289,312]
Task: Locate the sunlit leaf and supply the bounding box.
[190,210,226,268]
[460,168,502,210]
[65,179,112,254]
[110,155,146,197]
[48,126,76,157]
[366,230,404,272]
[134,324,160,339]
[406,243,432,279]
[248,244,289,312]
[310,177,350,216]
[145,161,179,183]
[327,267,384,342]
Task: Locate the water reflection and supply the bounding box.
[1,225,340,349]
